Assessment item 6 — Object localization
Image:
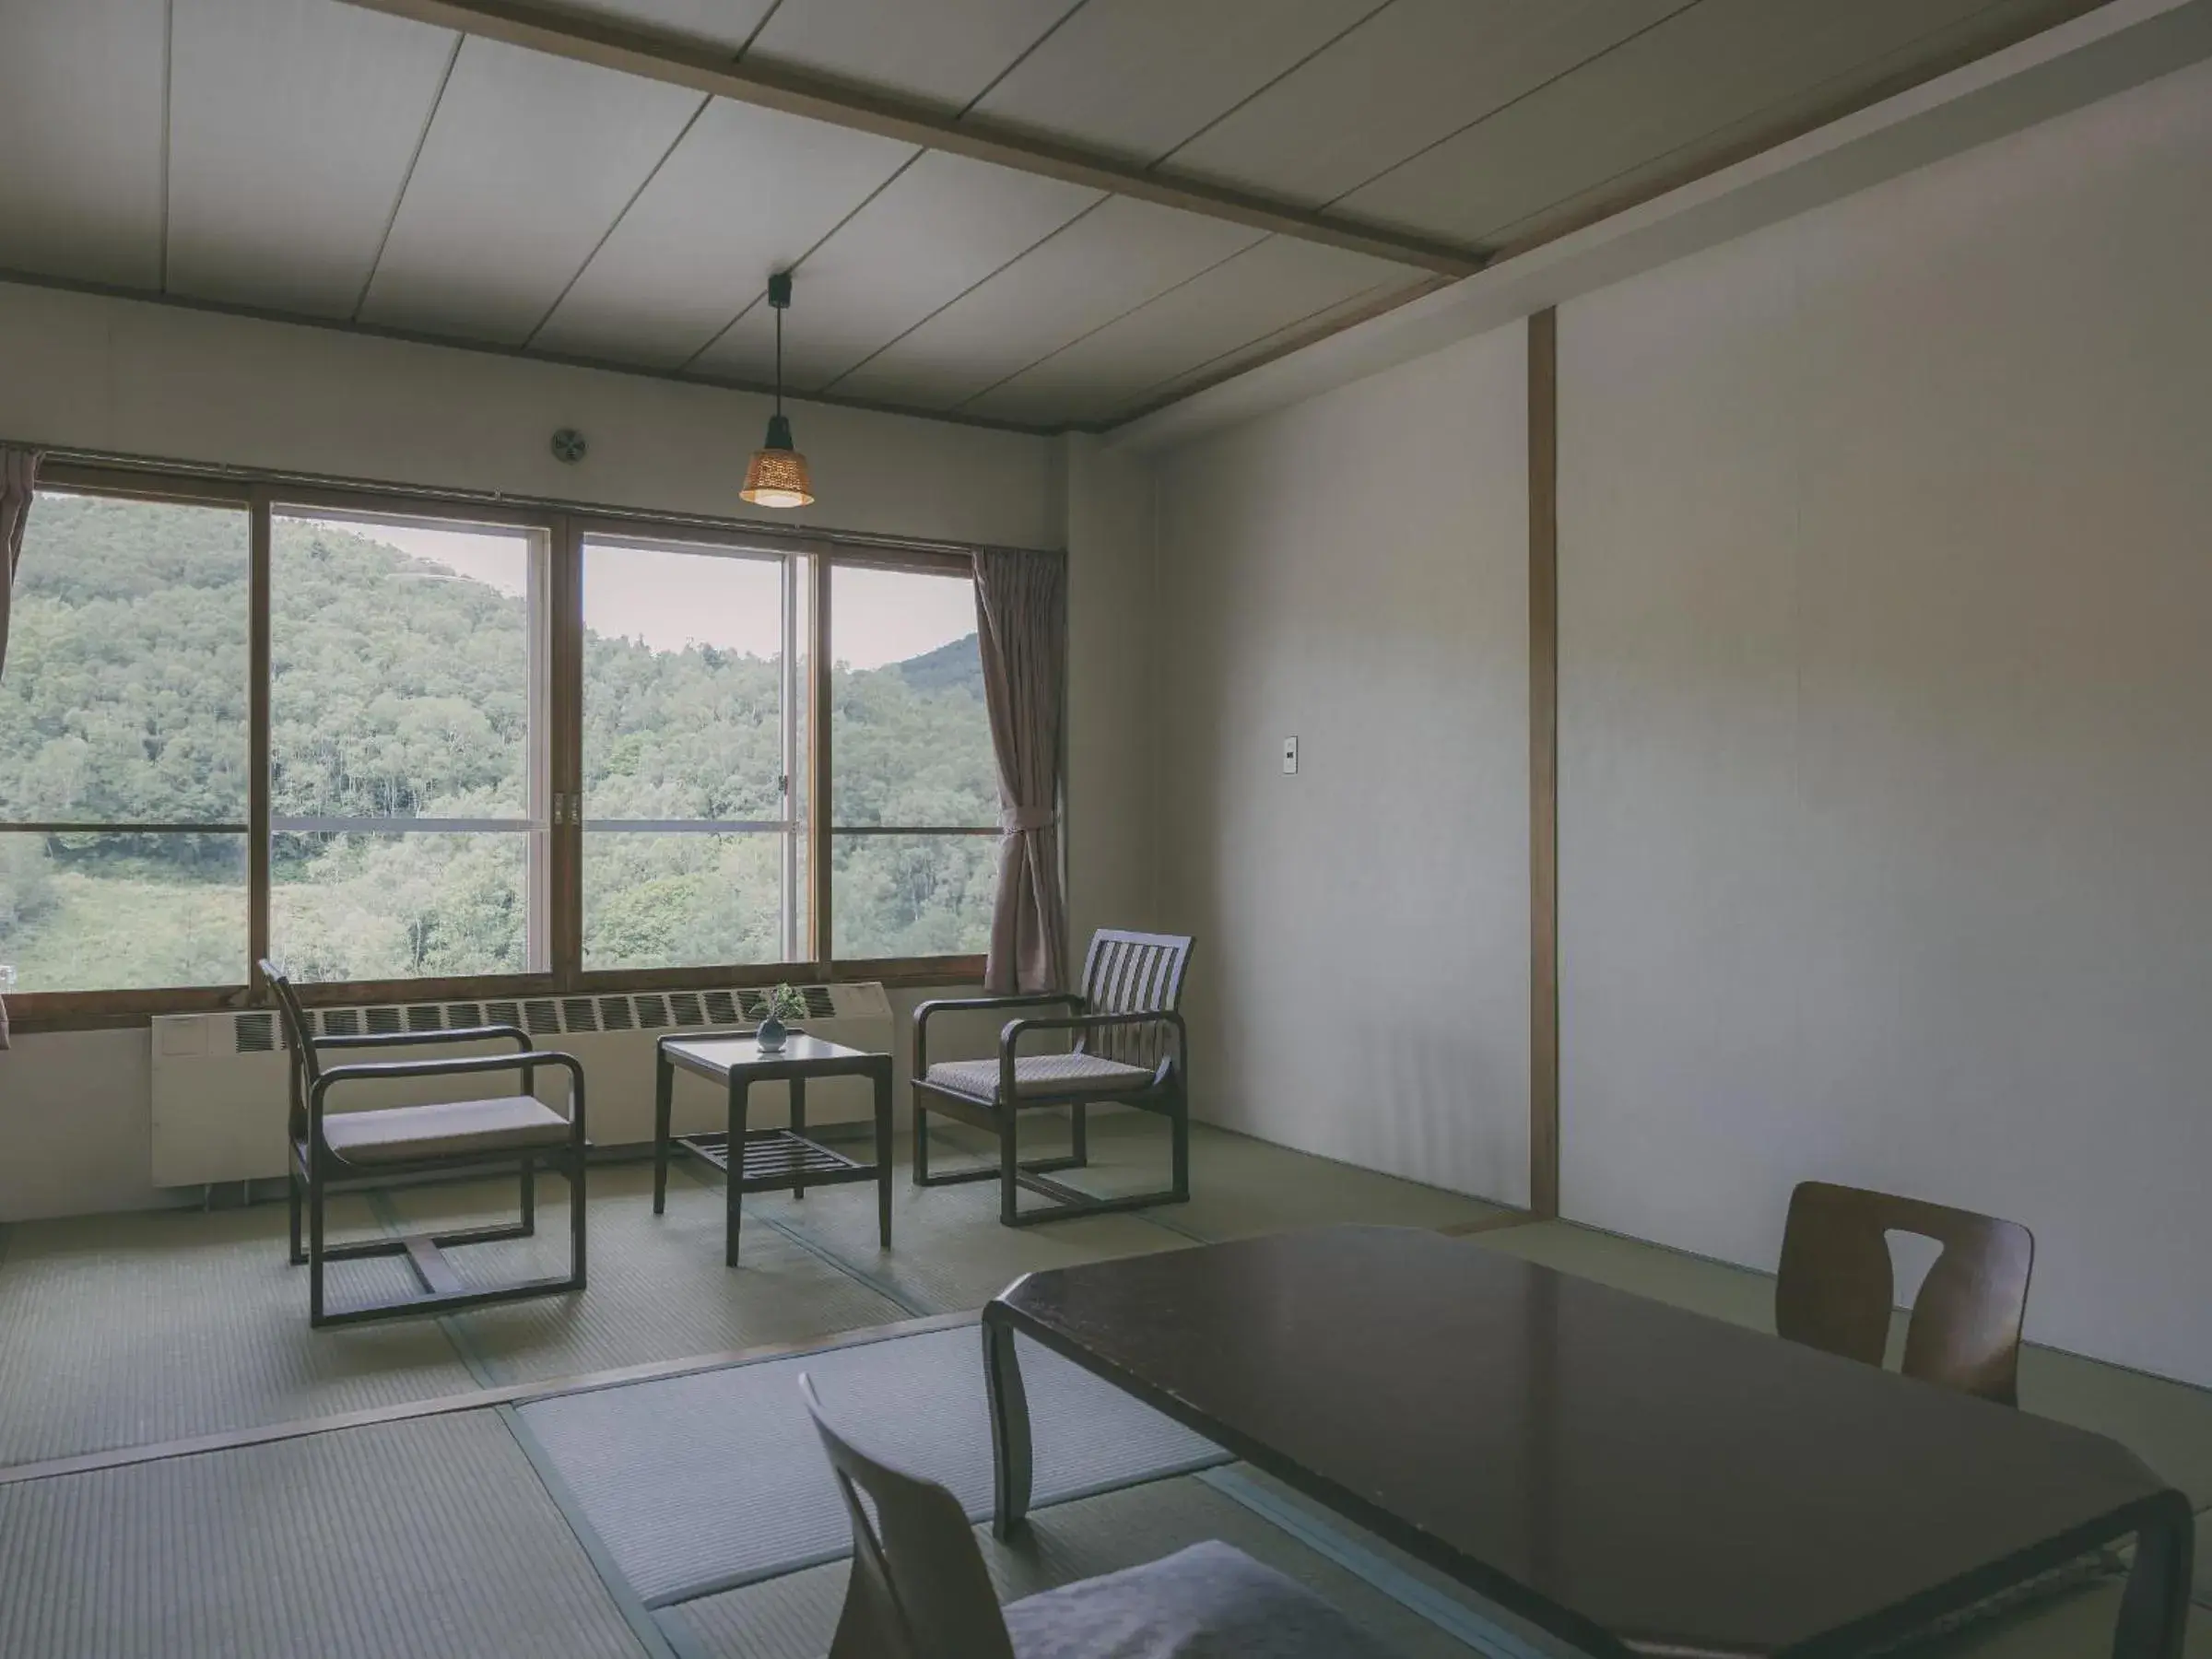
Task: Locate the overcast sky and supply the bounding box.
[348,521,974,669]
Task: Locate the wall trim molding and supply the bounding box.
[1527,311,1559,1221]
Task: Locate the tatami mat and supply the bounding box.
[0,1412,641,1659]
[0,1198,478,1466]
[665,1472,1486,1659]
[1471,1221,2212,1511]
[745,1136,1189,1316]
[382,1161,910,1384]
[930,1112,1513,1244]
[520,1323,1226,1606]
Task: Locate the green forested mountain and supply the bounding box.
[0,494,999,990]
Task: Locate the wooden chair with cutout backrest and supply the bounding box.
[1776,1181,2033,1406]
[797,1370,1410,1659]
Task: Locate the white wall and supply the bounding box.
[1062,434,1159,947]
[1558,60,2212,1383]
[0,281,1058,547]
[0,285,1161,1221]
[1153,328,1531,1206]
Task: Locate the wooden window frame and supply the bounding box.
[5,460,994,1032]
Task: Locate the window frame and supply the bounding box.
[5,461,1001,1028]
[824,557,1003,962]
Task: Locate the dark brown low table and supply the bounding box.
[653,1033,892,1266]
[981,1225,2192,1657]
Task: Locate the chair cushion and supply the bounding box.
[320,1096,572,1166]
[924,1052,1156,1100]
[1002,1539,1403,1658]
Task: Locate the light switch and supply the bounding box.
[1282,736,1299,774]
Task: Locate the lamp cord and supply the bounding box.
[774,304,784,418]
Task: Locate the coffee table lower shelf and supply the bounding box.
[677,1128,878,1190]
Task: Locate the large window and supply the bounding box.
[581,534,808,969]
[830,565,998,959]
[1,465,1019,1013]
[0,491,251,991]
[269,511,547,982]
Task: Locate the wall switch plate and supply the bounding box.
[1282,736,1299,774]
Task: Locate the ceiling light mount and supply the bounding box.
[741,271,815,510]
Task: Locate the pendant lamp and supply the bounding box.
[741,272,815,509]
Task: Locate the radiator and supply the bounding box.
[149,982,895,1188]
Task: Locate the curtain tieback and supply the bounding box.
[1000,806,1058,834]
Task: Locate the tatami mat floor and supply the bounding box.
[0,1412,641,1659]
[0,1120,2206,1657]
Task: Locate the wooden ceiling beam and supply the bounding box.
[334,0,1489,279]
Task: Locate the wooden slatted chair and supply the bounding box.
[1776,1180,2034,1405]
[797,1371,1402,1659]
[263,961,588,1328]
[911,929,1192,1227]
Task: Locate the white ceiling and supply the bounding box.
[0,0,2100,430]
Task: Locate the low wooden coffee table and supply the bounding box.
[982,1226,2192,1657]
[653,1032,892,1265]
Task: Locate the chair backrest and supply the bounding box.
[1076,929,1193,1067]
[1776,1181,2034,1406]
[258,959,321,1139]
[798,1372,1016,1659]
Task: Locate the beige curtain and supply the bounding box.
[973,547,1068,994]
[0,445,42,1050]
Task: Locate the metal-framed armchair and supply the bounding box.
[911,929,1192,1228]
[262,961,588,1329]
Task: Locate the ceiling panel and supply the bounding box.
[1117,280,1429,421]
[0,0,167,288]
[167,0,457,317]
[964,235,1422,424]
[556,0,780,54]
[358,38,704,344]
[746,0,1076,112]
[830,194,1264,409]
[1341,0,2031,245]
[1167,0,1688,212]
[970,0,1383,165]
[531,100,912,368]
[688,150,1099,391]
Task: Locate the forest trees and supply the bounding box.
[0,494,998,990]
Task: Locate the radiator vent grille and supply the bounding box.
[241,984,875,1050]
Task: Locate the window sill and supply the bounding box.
[0,956,988,1035]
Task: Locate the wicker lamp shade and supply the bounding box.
[745,272,815,509]
[741,414,814,508]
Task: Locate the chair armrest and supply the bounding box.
[999,1010,1186,1087]
[912,992,1082,1074]
[309,1051,586,1142]
[312,1024,533,1053]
